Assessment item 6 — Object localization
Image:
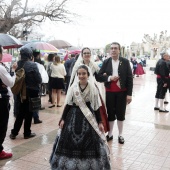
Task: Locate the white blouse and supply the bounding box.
[51,63,66,78]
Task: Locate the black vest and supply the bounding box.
[0,78,8,98]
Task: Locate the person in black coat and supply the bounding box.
[164,59,170,104]
[64,54,75,94]
[154,52,170,112]
[96,42,133,144]
[10,48,42,140]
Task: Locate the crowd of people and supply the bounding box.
[0,42,134,169]
[1,39,170,169]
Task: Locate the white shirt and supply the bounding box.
[129,61,133,71]
[112,59,119,76]
[51,63,66,78]
[0,64,16,98]
[108,58,119,81]
[35,62,49,83]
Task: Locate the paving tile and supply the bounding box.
[1,63,170,169]
[136,153,166,166]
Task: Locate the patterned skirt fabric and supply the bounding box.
[50,106,111,170]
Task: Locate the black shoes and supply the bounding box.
[10,133,36,139]
[24,133,36,139]
[9,134,16,140]
[118,136,125,144]
[39,107,45,110]
[154,107,169,112]
[159,109,169,113]
[49,105,55,108]
[154,107,159,110]
[106,135,125,144]
[154,102,169,110]
[106,135,113,142]
[57,105,62,107]
[34,119,42,124]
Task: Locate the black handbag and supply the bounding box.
[29,97,41,112]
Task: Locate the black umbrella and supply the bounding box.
[0,33,23,49]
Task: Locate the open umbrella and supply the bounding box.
[0,33,23,49]
[67,46,81,51]
[69,50,81,55]
[22,42,59,53]
[64,50,81,61]
[1,53,12,62]
[48,40,72,49]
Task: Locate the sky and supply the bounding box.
[28,0,170,48]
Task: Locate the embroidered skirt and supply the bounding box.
[50,106,111,170]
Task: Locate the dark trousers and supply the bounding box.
[41,83,46,94]
[155,78,167,99]
[48,77,52,102]
[33,111,39,120]
[65,76,70,94]
[13,94,19,117]
[106,91,127,121]
[0,98,10,152]
[11,89,39,137]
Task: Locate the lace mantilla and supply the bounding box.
[66,83,101,111]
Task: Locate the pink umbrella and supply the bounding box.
[64,50,81,61]
[22,42,59,53]
[1,53,12,62]
[69,50,81,55]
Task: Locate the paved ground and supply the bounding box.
[1,60,170,170]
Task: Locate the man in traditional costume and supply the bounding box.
[154,52,170,112]
[97,42,133,144]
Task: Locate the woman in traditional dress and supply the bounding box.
[133,58,145,77]
[50,65,111,170]
[69,47,109,132]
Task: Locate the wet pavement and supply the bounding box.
[1,60,170,170]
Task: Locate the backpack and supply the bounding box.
[11,67,26,101]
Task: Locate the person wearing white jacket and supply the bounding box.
[0,45,17,159]
[33,52,49,124]
[35,61,49,84]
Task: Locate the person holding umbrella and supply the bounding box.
[0,45,17,159]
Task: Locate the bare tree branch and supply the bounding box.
[0,0,79,37]
[143,31,170,52]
